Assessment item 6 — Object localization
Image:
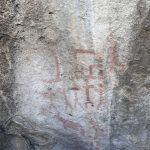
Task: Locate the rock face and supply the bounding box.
[0,0,150,150]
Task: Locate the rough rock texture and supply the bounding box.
[0,0,150,150]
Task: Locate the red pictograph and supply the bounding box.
[84,79,94,108]
[42,49,106,110]
[42,55,72,110]
[76,49,96,55]
[89,118,101,140]
[70,82,83,109]
[55,112,85,136]
[43,56,61,83]
[73,49,105,109]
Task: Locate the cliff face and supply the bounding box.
[0,0,150,150]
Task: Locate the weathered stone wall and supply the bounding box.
[0,0,16,123]
[0,0,150,150]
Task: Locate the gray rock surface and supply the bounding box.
[0,0,150,150]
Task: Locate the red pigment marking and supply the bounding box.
[89,65,93,76]
[109,41,117,72]
[71,83,83,109]
[99,84,104,94]
[42,90,55,97]
[70,87,80,90]
[96,82,106,110]
[56,112,85,136]
[98,71,104,82]
[89,118,101,140]
[42,88,72,110]
[75,49,96,61]
[53,88,72,110]
[75,48,106,109]
[86,65,97,79]
[42,88,53,96]
[43,56,61,83]
[87,64,104,79]
[41,55,73,110]
[84,79,94,108]
[104,28,118,74]
[96,51,104,61]
[74,88,79,108]
[84,65,105,109]
[76,49,95,54]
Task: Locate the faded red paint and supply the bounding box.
[104,28,118,74]
[84,79,94,108]
[42,47,109,110]
[70,87,80,91]
[42,89,55,98]
[43,56,61,83]
[62,87,73,110]
[76,49,95,55]
[42,87,72,110]
[89,118,101,140]
[109,41,117,72]
[75,49,106,109]
[87,64,102,79]
[71,82,83,109]
[56,112,85,136]
[42,54,72,110]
